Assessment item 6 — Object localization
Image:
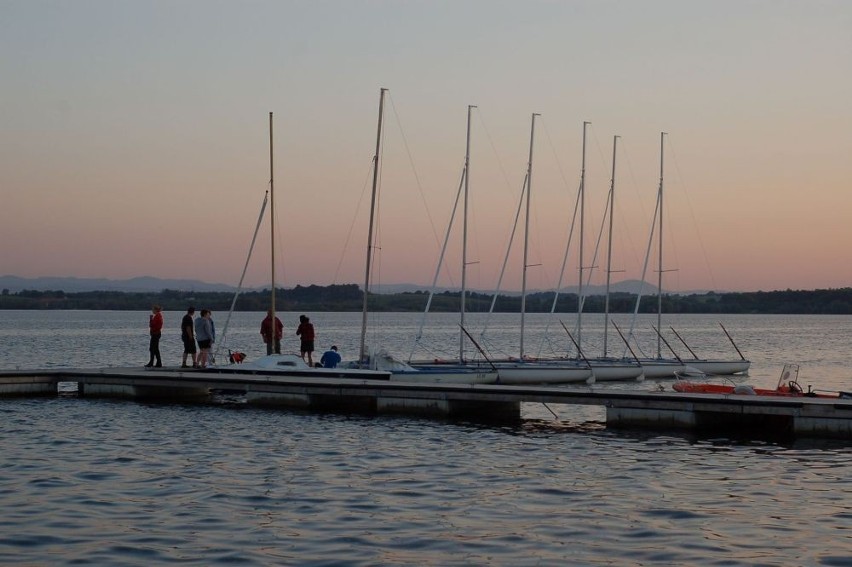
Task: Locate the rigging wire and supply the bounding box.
[409,164,466,361]
[537,119,582,358]
[412,107,519,361]
[482,171,528,338]
[612,141,646,287]
[386,93,443,254]
[274,185,287,293]
[623,159,663,360]
[667,138,718,291]
[571,125,612,343]
[527,119,559,299]
[214,190,270,359]
[332,159,377,284]
[475,110,523,289]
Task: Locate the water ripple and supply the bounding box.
[3,313,852,564]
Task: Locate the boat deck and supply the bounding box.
[2,366,851,439]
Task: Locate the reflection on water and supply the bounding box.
[1,311,851,564]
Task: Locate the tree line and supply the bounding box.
[2,285,852,314]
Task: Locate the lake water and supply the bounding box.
[1,311,851,565]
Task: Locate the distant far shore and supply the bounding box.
[1,284,852,315]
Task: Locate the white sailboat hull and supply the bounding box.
[361,351,499,384]
[637,360,689,379]
[390,369,498,384]
[409,360,593,384]
[215,354,392,380]
[686,360,751,376]
[588,361,645,382]
[637,358,749,379]
[493,362,593,384]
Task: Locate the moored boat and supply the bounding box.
[350,90,499,386]
[578,133,643,384]
[672,380,840,398]
[358,350,497,384]
[672,364,850,398]
[587,359,645,381]
[684,359,751,376]
[495,362,592,384]
[620,134,751,380]
[408,113,595,386]
[212,354,392,381]
[412,358,592,384]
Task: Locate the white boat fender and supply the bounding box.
[733,385,757,395]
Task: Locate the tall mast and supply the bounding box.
[577,121,590,350]
[269,112,275,320]
[359,88,387,365]
[520,112,539,359]
[460,104,475,362]
[656,131,666,358]
[603,135,619,357]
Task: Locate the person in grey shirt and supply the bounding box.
[194,309,215,368]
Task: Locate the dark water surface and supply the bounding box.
[1,312,851,565]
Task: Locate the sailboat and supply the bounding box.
[559,125,643,382]
[627,133,751,378]
[350,89,497,384]
[487,114,594,384]
[412,112,592,384]
[216,112,391,381]
[401,109,590,383]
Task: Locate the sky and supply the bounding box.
[1,1,850,294]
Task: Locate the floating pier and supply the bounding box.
[2,367,851,439]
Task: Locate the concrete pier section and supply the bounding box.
[0,374,57,397]
[604,394,852,438]
[1,367,851,439]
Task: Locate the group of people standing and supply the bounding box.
[146,305,214,369]
[148,307,340,369]
[261,311,340,368]
[182,306,215,368]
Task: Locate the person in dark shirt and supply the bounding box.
[296,314,315,366]
[181,306,197,368]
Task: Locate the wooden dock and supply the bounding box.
[2,367,851,439]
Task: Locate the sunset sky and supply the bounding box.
[2,1,850,294]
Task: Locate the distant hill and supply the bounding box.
[0,275,237,293]
[372,279,671,296]
[1,275,692,296]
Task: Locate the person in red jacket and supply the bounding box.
[260,309,284,355]
[296,314,315,366]
[146,305,164,368]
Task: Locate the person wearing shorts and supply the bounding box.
[194,309,215,368]
[181,306,197,368]
[296,314,315,366]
